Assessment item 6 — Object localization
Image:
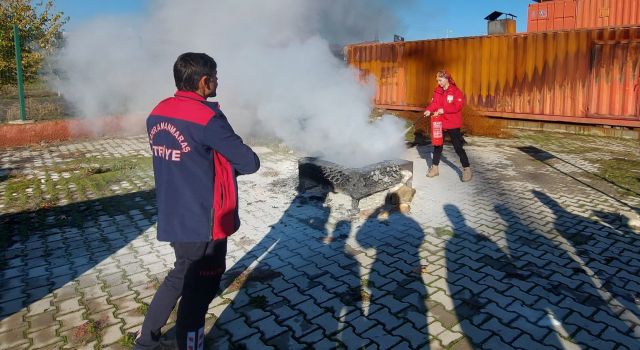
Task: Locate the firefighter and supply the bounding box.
[423,70,472,182]
[135,52,260,350]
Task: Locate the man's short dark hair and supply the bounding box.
[173,52,217,91]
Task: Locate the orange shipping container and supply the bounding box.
[528,0,577,32]
[576,0,640,29]
[345,26,640,127]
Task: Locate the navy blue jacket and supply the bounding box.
[147,91,260,242]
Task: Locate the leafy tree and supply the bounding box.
[0,0,67,85]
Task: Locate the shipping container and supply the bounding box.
[576,0,640,29]
[528,0,577,32]
[528,0,640,32]
[345,26,640,127]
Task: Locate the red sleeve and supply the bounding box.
[443,88,465,114]
[425,89,440,112]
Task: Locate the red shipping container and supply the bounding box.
[528,0,578,32]
[576,0,640,29]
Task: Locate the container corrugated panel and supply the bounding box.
[588,39,640,118]
[528,0,578,32]
[576,0,640,29]
[345,26,640,125]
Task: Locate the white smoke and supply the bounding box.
[52,0,412,167]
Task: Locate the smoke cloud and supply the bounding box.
[52,0,413,167]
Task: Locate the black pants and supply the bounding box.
[135,239,227,350]
[432,128,470,168]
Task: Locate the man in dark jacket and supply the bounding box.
[135,52,260,350]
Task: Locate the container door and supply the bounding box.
[588,41,640,119]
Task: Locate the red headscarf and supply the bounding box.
[437,70,456,86]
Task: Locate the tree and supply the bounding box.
[0,0,67,85]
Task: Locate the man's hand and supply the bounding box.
[437,108,444,115]
[423,110,431,117]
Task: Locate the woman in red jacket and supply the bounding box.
[423,70,472,182]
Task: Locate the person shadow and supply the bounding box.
[532,191,640,344]
[444,204,565,349]
[0,190,156,322]
[354,204,430,349]
[416,144,462,178]
[593,208,640,317]
[497,202,640,349]
[208,184,370,348]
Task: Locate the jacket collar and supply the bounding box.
[175,90,206,101]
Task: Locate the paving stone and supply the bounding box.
[512,333,555,350]
[361,324,403,349]
[592,310,637,334]
[368,306,403,332]
[57,309,86,332]
[342,311,378,336]
[281,315,319,339]
[2,135,640,350]
[237,332,275,349]
[56,296,83,315]
[542,332,581,350]
[598,327,639,350]
[572,329,619,350]
[457,320,492,344]
[438,329,464,348]
[83,295,111,314]
[99,323,124,346]
[0,327,28,348]
[334,326,371,350]
[429,290,455,311]
[88,308,119,327]
[28,324,61,349]
[480,318,521,343]
[27,310,56,332]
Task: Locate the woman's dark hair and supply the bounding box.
[173,52,217,91]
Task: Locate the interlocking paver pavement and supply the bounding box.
[1,133,639,349]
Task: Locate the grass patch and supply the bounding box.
[137,302,150,315]
[2,155,152,212]
[596,158,640,196]
[435,226,454,237]
[0,80,72,122]
[72,318,107,345]
[118,332,137,348]
[516,132,596,155]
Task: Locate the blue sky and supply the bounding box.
[53,0,532,41]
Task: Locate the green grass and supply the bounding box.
[596,158,640,196]
[1,80,72,122]
[118,332,137,348]
[435,226,454,237]
[3,155,152,212]
[137,302,150,315]
[516,131,640,198]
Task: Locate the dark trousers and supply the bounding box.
[135,239,227,350]
[432,128,470,168]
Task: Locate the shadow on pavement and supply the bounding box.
[444,201,640,349]
[209,186,429,349]
[0,190,156,321]
[534,191,640,328]
[416,144,462,178]
[355,206,429,349]
[519,145,640,215]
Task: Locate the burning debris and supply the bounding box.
[298,157,414,213]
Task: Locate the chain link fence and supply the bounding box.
[1,28,72,124]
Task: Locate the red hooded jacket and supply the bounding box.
[425,84,465,130]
